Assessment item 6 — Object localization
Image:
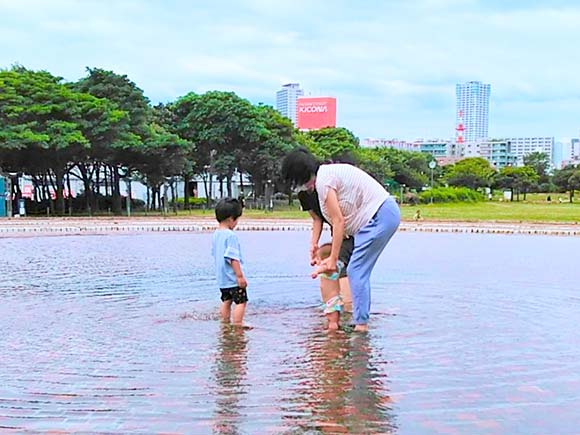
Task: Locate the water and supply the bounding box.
[0,231,579,434]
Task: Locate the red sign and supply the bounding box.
[296,97,336,130]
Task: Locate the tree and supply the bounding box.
[172,91,260,206]
[444,157,496,190]
[0,66,125,214]
[568,171,580,203]
[352,147,393,185]
[495,166,539,201]
[73,68,150,214]
[523,151,550,186]
[241,105,297,197]
[553,165,579,203]
[303,127,359,160]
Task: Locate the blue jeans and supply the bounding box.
[346,197,400,325]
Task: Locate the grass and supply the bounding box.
[37,193,579,224]
[402,201,579,223]
[162,197,580,224]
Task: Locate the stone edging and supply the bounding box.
[0,220,578,237]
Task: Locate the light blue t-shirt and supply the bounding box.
[211,229,243,288]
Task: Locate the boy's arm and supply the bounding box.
[230,259,247,289]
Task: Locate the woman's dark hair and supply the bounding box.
[281,147,320,187]
[215,198,243,222]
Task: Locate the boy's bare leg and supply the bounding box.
[338,277,352,313]
[232,302,246,325]
[221,300,232,322]
[320,279,341,330]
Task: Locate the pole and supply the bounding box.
[430,167,434,204]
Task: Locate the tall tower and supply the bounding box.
[276,83,303,126]
[455,81,490,143]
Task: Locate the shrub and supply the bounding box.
[419,186,484,203]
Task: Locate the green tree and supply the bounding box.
[172,91,260,205]
[0,66,125,214]
[444,157,496,190]
[303,127,359,160]
[495,166,539,201]
[523,151,550,186]
[352,147,393,185]
[73,68,150,214]
[554,165,580,203]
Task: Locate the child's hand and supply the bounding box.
[237,276,248,289]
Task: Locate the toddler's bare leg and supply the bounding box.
[339,277,352,313]
[320,279,341,329]
[221,300,232,322]
[232,302,246,325]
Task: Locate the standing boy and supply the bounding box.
[212,198,248,325]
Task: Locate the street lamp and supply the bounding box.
[429,160,437,204]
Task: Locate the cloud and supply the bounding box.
[1,0,579,139]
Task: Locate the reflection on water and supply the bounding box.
[285,329,396,434]
[213,325,249,435]
[0,231,579,434]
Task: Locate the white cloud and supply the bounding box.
[1,0,579,138]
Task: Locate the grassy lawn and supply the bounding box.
[164,198,579,223]
[401,201,579,223]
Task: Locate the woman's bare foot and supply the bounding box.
[354,324,368,332]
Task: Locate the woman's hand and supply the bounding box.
[309,243,319,266]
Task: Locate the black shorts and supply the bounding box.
[220,286,248,304]
[338,236,354,278]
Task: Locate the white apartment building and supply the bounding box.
[276,83,303,126]
[455,81,490,143]
[506,137,554,166]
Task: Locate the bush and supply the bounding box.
[419,186,484,203]
[174,197,208,206]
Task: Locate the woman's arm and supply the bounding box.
[323,188,344,272]
[308,210,323,265]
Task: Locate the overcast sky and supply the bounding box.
[1,0,579,141]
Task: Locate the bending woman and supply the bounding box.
[282,148,400,332]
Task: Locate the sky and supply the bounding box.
[1,0,579,141]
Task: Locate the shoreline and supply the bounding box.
[0,217,579,237]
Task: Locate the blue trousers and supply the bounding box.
[346,197,400,325]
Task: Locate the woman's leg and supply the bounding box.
[347,198,400,328]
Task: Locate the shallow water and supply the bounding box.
[0,231,579,434]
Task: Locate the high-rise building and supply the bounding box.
[455,81,491,143]
[276,83,303,126]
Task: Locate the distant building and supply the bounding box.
[455,81,491,143]
[506,137,554,166]
[276,83,303,126]
[480,139,516,169]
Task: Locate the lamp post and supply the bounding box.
[429,160,436,204]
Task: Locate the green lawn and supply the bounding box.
[401,201,580,223]
[168,199,579,223]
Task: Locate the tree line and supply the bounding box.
[1,66,578,215]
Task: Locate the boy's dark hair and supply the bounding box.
[281,147,320,188]
[215,197,243,223]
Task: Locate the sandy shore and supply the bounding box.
[0,216,579,237]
